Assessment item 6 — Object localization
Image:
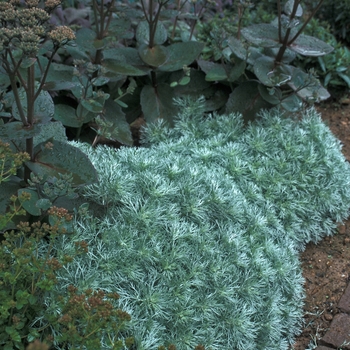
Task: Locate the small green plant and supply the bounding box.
[21,0,337,142]
[51,0,207,137]
[196,0,334,119]
[0,141,30,231]
[0,207,132,349]
[294,18,350,93]
[311,0,350,45]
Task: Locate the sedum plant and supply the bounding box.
[48,98,350,349]
[28,0,339,144]
[0,0,98,228]
[196,0,334,119]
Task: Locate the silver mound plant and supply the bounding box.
[48,98,350,349]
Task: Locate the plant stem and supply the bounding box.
[288,0,325,45]
[148,0,154,48]
[35,46,59,100]
[24,65,36,182]
[2,55,28,126]
[277,0,282,42]
[151,70,157,89]
[275,0,300,64]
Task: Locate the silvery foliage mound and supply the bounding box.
[51,99,350,350]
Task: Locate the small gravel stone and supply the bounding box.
[323,313,333,321]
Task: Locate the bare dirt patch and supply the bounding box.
[292,101,350,350]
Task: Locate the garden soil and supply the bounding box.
[291,101,350,350]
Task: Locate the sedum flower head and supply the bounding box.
[44,0,61,10]
[0,0,68,57]
[25,0,40,7]
[48,26,75,45]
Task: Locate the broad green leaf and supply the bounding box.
[138,44,168,67]
[18,188,41,216]
[140,84,178,125]
[281,94,303,112]
[76,102,98,125]
[253,56,276,87]
[65,45,91,60]
[75,27,97,52]
[227,36,248,60]
[158,42,204,72]
[197,60,219,75]
[70,76,87,100]
[0,69,10,90]
[205,64,228,81]
[93,38,105,49]
[20,57,37,68]
[26,140,98,186]
[136,20,168,45]
[36,198,52,210]
[103,47,144,65]
[46,63,76,84]
[102,59,151,76]
[81,99,104,114]
[28,295,38,305]
[100,99,133,146]
[284,0,303,17]
[225,81,271,121]
[228,59,246,82]
[179,76,190,85]
[246,47,264,65]
[287,67,330,101]
[0,122,41,141]
[42,81,79,91]
[241,24,281,48]
[254,56,292,87]
[12,89,54,121]
[296,84,330,102]
[55,104,82,128]
[290,34,334,56]
[108,17,132,40]
[91,76,110,86]
[258,84,281,105]
[34,121,67,146]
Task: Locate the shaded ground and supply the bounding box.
[291,100,350,350]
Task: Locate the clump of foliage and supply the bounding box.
[18,0,336,147]
[195,0,334,119]
[0,209,132,349]
[309,0,350,45]
[0,141,29,230]
[50,98,350,349]
[0,0,98,229]
[294,18,350,93]
[0,147,132,349]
